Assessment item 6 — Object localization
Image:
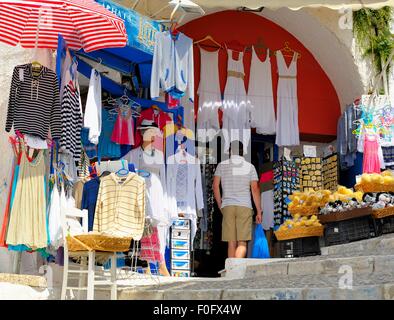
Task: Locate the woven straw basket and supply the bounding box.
[372,207,394,219]
[66,234,132,252]
[289,206,320,217]
[355,183,394,193]
[274,225,324,241]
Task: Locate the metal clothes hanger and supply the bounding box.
[118,88,130,105]
[129,100,141,117]
[194,35,222,49]
[276,41,301,59]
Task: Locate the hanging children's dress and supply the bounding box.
[111,108,135,146]
[222,49,250,153]
[275,51,300,146]
[247,48,276,134]
[98,108,121,159]
[363,133,381,173]
[197,48,222,142]
[140,226,163,263]
[6,144,48,250]
[0,138,21,247]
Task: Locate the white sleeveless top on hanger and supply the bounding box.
[247,47,276,135]
[275,51,300,146]
[222,49,250,153]
[197,48,222,142]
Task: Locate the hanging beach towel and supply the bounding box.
[251,224,270,259]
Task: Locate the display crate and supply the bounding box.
[374,216,394,236]
[324,216,376,246]
[279,236,321,258]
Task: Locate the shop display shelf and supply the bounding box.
[318,207,372,224]
[324,216,376,246]
[279,236,321,258]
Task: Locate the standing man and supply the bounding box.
[213,141,262,258]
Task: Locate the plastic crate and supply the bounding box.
[374,216,394,236]
[279,236,321,258]
[324,216,376,246]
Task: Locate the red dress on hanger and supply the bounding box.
[363,133,381,174]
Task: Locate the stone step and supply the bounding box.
[224,254,394,279]
[117,272,394,300]
[321,233,394,256]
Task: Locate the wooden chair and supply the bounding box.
[60,208,117,300]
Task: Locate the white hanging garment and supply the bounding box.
[24,135,48,149]
[275,51,300,146]
[222,49,250,154]
[84,69,102,145]
[181,95,195,137]
[48,182,63,249]
[247,48,276,134]
[197,48,222,142]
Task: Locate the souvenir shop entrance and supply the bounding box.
[1,1,377,284]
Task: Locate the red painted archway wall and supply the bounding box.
[179,10,341,138]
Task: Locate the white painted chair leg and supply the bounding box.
[61,256,69,300]
[87,251,95,300]
[110,253,117,300]
[77,256,87,300]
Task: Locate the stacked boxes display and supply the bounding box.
[170,219,191,277]
[300,154,338,192]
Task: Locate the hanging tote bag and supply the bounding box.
[251,224,270,259]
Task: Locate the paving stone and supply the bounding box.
[379,238,394,252]
[118,289,164,300]
[373,256,394,273]
[383,283,394,300]
[303,288,334,300]
[164,289,222,300]
[287,256,374,275]
[246,262,289,277]
[333,285,383,300]
[222,289,303,300]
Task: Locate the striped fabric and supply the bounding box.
[6,64,62,140]
[94,173,146,240]
[0,0,127,52]
[214,155,258,209]
[60,84,82,161]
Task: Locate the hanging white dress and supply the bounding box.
[275,51,300,146]
[48,182,61,249]
[197,48,222,142]
[222,49,250,153]
[247,48,276,134]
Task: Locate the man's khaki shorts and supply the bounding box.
[221,205,253,242]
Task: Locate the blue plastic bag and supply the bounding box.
[251,224,270,259]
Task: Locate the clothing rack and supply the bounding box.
[194,37,300,59]
[77,58,184,123]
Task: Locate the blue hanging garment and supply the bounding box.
[251,224,270,259]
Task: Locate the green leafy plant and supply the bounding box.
[353,6,394,93]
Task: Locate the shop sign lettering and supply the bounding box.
[96,0,162,53]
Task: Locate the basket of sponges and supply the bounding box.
[275,214,324,241]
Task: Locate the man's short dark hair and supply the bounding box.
[229,140,243,156]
